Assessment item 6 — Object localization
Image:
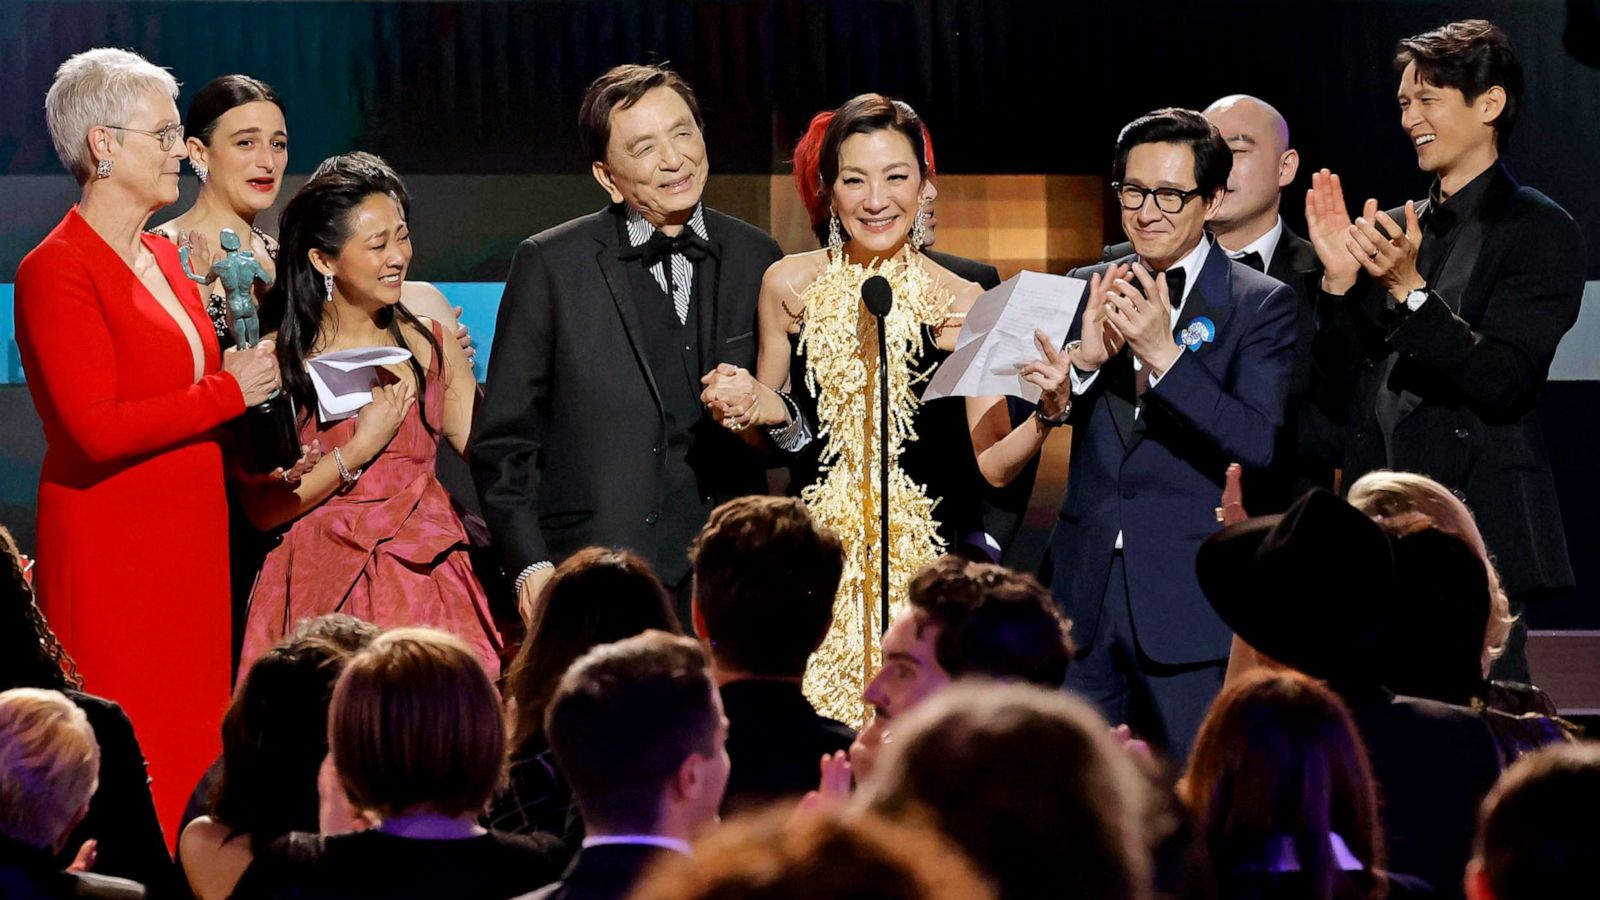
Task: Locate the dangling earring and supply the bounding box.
[95,159,114,179]
[827,210,843,255]
[191,160,208,184]
[323,273,334,303]
[909,196,930,251]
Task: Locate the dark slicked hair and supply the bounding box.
[579,64,703,163]
[1396,19,1523,150]
[185,74,283,146]
[1112,107,1232,199]
[690,496,843,678]
[906,556,1074,686]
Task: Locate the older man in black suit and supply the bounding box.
[472,65,782,622]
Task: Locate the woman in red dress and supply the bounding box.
[15,48,281,842]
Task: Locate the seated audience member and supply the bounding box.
[1183,669,1428,900]
[524,631,728,900]
[179,630,369,899]
[858,682,1152,900]
[632,808,996,900]
[1467,743,1600,900]
[688,497,852,812]
[1198,489,1503,899]
[0,687,146,898]
[231,629,566,899]
[491,549,680,841]
[0,525,173,895]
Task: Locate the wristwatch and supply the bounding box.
[1401,286,1429,313]
[1035,401,1071,428]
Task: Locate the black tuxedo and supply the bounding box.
[471,205,781,589]
[519,844,669,900]
[1106,224,1335,511]
[1313,163,1584,598]
[720,680,855,815]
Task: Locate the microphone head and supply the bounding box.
[862,275,894,317]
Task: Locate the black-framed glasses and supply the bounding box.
[106,122,185,151]
[1113,182,1204,214]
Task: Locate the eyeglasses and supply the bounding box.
[1113,182,1205,214]
[106,122,185,151]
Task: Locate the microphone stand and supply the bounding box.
[862,276,894,635]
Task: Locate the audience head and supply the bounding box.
[45,47,182,198]
[328,628,503,820]
[636,808,997,900]
[815,93,930,256]
[1201,95,1297,236]
[1468,742,1600,900]
[1347,469,1511,674]
[581,64,707,227]
[213,630,366,850]
[288,612,382,656]
[546,631,727,838]
[0,524,80,692]
[860,681,1150,900]
[1395,19,1522,162]
[864,556,1073,726]
[0,688,99,852]
[182,74,286,213]
[690,496,843,680]
[1183,669,1386,900]
[506,547,679,751]
[1111,107,1231,269]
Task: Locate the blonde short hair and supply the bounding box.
[1347,470,1513,673]
[44,48,179,184]
[0,688,100,846]
[329,628,504,819]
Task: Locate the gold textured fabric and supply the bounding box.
[798,248,948,726]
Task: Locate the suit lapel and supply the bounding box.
[704,212,732,365]
[594,222,664,414]
[1127,244,1235,455]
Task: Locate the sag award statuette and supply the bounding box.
[181,228,300,474]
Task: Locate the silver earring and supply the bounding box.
[95,159,113,179]
[827,211,843,254]
[909,198,930,250]
[191,161,208,184]
[323,274,334,303]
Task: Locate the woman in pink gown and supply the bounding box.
[237,155,500,677]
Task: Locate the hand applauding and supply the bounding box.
[1104,264,1183,377]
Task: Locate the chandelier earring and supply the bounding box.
[827,210,844,254]
[95,159,114,179]
[323,273,335,303]
[191,160,208,184]
[909,196,931,250]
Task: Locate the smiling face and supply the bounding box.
[190,100,287,215]
[1120,141,1221,270]
[312,193,412,309]
[831,128,924,256]
[1397,61,1502,178]
[592,86,708,228]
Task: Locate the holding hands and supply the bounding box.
[1104,263,1183,377]
[1306,168,1426,300]
[700,363,768,431]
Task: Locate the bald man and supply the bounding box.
[1104,95,1335,510]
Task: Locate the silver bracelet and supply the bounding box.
[333,447,361,486]
[513,561,555,599]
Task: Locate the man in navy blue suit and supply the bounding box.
[1022,109,1298,761]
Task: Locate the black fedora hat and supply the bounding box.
[1196,488,1396,682]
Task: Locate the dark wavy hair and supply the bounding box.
[1396,19,1523,151]
[1112,107,1232,199]
[185,74,284,148]
[505,548,680,753]
[212,635,356,852]
[0,525,80,692]
[813,94,929,245]
[263,154,436,432]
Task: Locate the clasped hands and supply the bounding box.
[699,363,770,432]
[1305,169,1426,301]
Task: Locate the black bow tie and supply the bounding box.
[1233,251,1265,273]
[1158,267,1186,303]
[625,229,712,269]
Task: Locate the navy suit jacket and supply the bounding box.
[1049,242,1298,665]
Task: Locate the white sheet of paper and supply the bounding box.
[924,271,1087,402]
[307,346,414,423]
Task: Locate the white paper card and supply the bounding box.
[307,346,414,423]
[924,271,1087,402]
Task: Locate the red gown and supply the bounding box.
[14,208,243,846]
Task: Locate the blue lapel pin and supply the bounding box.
[1177,316,1216,353]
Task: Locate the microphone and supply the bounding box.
[862,275,894,317]
[861,274,893,636]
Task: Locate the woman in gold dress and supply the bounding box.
[702,95,981,724]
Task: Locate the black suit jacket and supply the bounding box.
[720,680,855,815]
[471,206,781,586]
[1105,225,1335,511]
[1313,165,1584,596]
[521,844,668,900]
